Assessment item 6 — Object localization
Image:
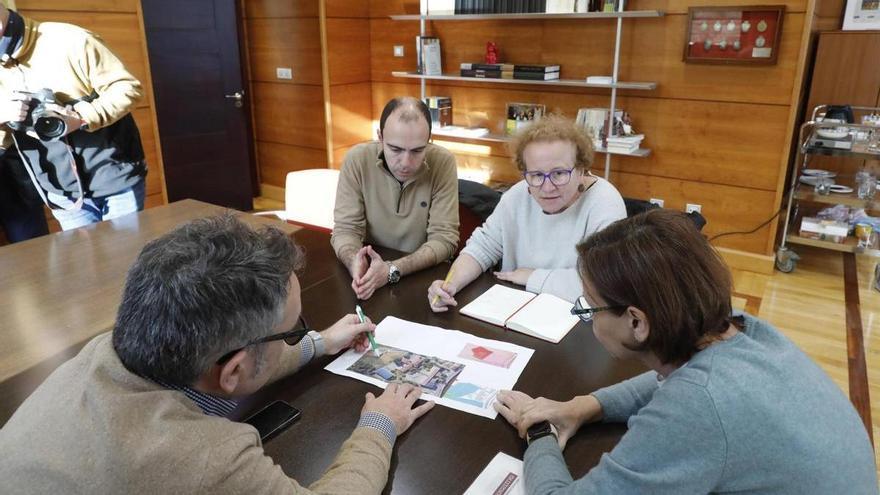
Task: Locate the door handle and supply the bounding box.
[225,90,244,107]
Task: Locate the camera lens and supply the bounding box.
[34,115,67,141]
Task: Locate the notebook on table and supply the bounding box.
[460,284,579,344]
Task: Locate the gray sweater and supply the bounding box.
[460,178,625,302]
[524,313,878,494]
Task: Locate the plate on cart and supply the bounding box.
[799,175,836,186]
[802,169,837,177]
[829,185,853,194]
[816,128,850,140]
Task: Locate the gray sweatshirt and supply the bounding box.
[460,178,625,302]
[524,313,878,494]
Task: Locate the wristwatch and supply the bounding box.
[387,263,401,284]
[307,330,325,357]
[526,420,557,445]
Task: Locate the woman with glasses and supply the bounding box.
[428,115,625,310]
[493,209,877,494]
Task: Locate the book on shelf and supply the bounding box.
[460,284,579,343]
[513,71,560,80]
[461,62,515,71]
[416,36,442,75]
[461,68,514,78]
[546,0,576,12]
[514,64,561,73]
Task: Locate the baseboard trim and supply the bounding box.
[260,183,285,202]
[716,247,775,275]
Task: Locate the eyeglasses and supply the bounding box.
[570,296,625,323]
[216,315,311,364]
[523,167,576,188]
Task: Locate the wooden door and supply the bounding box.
[141,0,256,211]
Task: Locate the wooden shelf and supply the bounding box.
[786,234,880,256]
[392,71,657,91]
[390,11,665,21]
[431,128,652,157]
[792,184,878,209]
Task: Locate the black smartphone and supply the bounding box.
[243,400,302,442]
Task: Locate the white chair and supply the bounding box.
[255,168,339,232]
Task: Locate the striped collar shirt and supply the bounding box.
[151,378,239,417]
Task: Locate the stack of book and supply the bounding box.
[605,134,644,153]
[460,63,560,81]
[453,0,548,14]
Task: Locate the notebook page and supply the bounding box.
[506,292,579,343]
[460,284,537,327]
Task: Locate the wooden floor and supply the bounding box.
[254,196,879,472]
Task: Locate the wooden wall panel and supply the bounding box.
[252,82,327,149]
[326,0,369,18]
[247,17,323,86]
[329,82,373,152]
[612,171,777,253]
[133,108,163,196]
[258,141,328,187]
[326,18,371,84]
[243,0,318,18]
[370,14,804,106]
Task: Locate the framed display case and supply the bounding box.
[683,5,785,65]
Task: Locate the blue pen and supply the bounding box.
[356,304,378,352]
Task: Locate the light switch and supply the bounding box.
[276,67,293,80]
[393,45,405,57]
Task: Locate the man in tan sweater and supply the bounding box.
[0,215,433,494]
[332,97,459,300]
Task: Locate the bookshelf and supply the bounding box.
[390,2,664,179]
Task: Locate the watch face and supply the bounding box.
[527,420,552,438]
[388,265,401,284]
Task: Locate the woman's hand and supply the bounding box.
[494,391,602,450]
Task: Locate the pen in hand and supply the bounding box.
[355,304,378,353]
[431,267,456,307]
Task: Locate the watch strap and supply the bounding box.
[307,330,325,357]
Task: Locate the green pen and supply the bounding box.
[356,304,378,352]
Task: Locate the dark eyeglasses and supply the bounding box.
[217,315,311,364]
[523,167,576,188]
[570,296,625,322]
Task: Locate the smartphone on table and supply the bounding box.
[243,400,302,442]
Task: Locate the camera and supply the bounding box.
[7,88,68,141]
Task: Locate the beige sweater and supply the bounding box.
[0,334,392,494]
[331,141,459,261]
[0,15,143,149]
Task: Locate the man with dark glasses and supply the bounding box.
[0,215,434,493]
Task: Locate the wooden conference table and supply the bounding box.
[0,199,645,493]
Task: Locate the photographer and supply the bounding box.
[0,4,147,231]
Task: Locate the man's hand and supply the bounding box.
[494,391,601,450]
[363,383,434,437]
[351,246,389,300]
[321,313,376,355]
[0,95,28,126]
[427,279,457,313]
[349,246,369,281]
[494,268,535,287]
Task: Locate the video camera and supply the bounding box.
[7,88,69,141]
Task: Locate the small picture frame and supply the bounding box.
[683,5,785,65]
[416,36,443,76]
[506,103,545,135]
[843,0,880,30]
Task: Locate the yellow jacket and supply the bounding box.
[0,14,143,149]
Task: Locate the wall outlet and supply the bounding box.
[648,198,664,208]
[393,45,405,57]
[276,67,293,80]
[685,203,702,214]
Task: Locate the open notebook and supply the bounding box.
[460,284,579,343]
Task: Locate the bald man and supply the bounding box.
[332,97,459,300]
